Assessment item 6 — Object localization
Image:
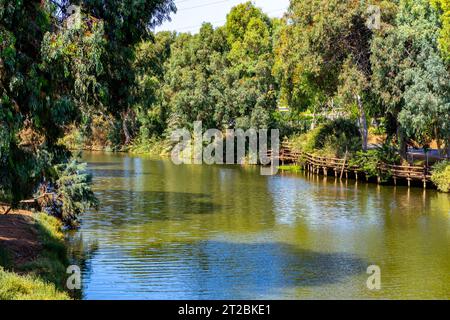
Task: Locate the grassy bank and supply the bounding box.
[0,213,71,300]
[128,137,172,156]
[278,165,303,173]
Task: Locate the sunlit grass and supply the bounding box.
[0,267,70,300]
[0,213,71,300]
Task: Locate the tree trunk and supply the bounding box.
[434,127,441,153]
[446,137,450,159]
[397,125,408,160]
[122,110,131,145]
[356,95,368,152]
[311,107,316,130]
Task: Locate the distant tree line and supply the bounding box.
[130,0,449,158]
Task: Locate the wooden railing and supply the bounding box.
[268,142,433,188]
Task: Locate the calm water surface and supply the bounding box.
[69,151,450,299]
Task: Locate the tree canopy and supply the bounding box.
[0,0,175,208]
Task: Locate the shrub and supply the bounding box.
[290,118,362,158]
[431,161,450,192]
[36,159,98,228]
[129,136,172,156]
[349,144,400,181]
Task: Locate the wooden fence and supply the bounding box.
[268,142,432,188]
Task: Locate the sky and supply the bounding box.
[154,0,291,33]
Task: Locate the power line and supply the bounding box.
[177,0,235,12]
[174,7,287,32]
[175,0,208,4]
[177,19,226,31]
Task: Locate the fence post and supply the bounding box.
[423,165,427,189]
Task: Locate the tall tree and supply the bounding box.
[431,0,450,61]
[134,31,176,139]
[59,0,176,145]
[1,0,72,204]
[273,0,383,149]
[163,23,229,131]
[371,0,450,156]
[0,0,175,206]
[163,2,276,132]
[224,2,275,129]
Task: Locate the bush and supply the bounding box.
[129,136,172,156]
[349,144,400,181]
[36,159,98,228]
[431,161,450,192]
[290,118,362,158]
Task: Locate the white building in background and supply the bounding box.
[66,5,82,30]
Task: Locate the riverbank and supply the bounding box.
[0,211,71,300]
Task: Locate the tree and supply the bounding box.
[0,0,175,213]
[336,59,370,151]
[371,0,450,156]
[133,31,176,140]
[56,0,176,145]
[1,0,69,205]
[162,2,277,133]
[431,0,450,61]
[163,23,229,131]
[274,0,383,149]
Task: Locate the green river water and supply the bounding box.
[68,151,450,299]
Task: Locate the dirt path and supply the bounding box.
[0,211,41,266]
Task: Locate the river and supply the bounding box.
[67,151,450,299]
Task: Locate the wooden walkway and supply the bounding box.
[268,142,432,188]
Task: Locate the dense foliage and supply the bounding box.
[37,159,98,227]
[349,144,401,180]
[431,161,450,192]
[0,1,175,219]
[290,119,362,158]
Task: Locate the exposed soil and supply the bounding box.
[0,210,41,266]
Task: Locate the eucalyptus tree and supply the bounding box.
[431,0,450,61]
[0,0,175,208]
[1,0,69,204]
[163,23,229,131]
[134,31,176,140]
[273,0,387,150]
[54,0,177,145]
[224,2,275,130]
[371,0,450,156]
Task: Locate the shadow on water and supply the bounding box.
[86,162,119,168]
[186,241,367,289]
[86,169,154,178]
[75,239,367,299]
[84,190,223,227]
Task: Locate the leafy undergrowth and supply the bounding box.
[278,165,303,173]
[431,161,450,193]
[289,118,362,158]
[129,137,172,156]
[0,213,71,300]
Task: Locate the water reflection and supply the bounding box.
[70,152,450,300]
[78,240,366,300]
